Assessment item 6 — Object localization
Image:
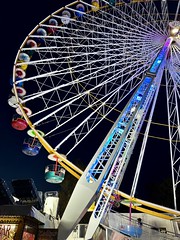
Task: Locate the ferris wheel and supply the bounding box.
[9,0,180,238]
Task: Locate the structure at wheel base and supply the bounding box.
[0,178,179,240]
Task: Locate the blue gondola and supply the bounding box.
[22,138,42,156]
[120,224,142,238]
[9,77,24,87]
[75,4,85,19]
[36,28,47,44]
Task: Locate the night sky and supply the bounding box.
[0,0,74,194]
[0,0,177,208]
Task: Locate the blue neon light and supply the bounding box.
[86,76,153,183]
[149,38,171,74]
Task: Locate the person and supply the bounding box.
[137,218,143,227]
[137,218,143,237]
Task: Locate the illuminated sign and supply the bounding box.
[0,224,18,240]
[22,231,35,240]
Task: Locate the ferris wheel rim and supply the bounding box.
[10,0,180,213]
[12,0,179,151]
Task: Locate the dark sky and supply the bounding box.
[0,0,177,206]
[0,0,73,193]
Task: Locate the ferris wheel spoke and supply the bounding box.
[174,0,180,21]
[20,44,157,110]
[32,65,146,137]
[10,1,180,225]
[22,48,156,134]
[102,0,166,35]
[21,38,158,78]
[160,0,169,32]
[43,70,148,150]
[168,45,180,83]
[165,69,180,210]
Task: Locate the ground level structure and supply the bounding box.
[0,205,179,240]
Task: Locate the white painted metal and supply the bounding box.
[11,1,180,239]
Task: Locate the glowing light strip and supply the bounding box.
[149,38,172,74]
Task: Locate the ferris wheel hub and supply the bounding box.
[169,21,180,37]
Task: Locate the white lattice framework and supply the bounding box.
[11,0,180,212]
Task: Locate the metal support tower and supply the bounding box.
[57,38,172,240]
